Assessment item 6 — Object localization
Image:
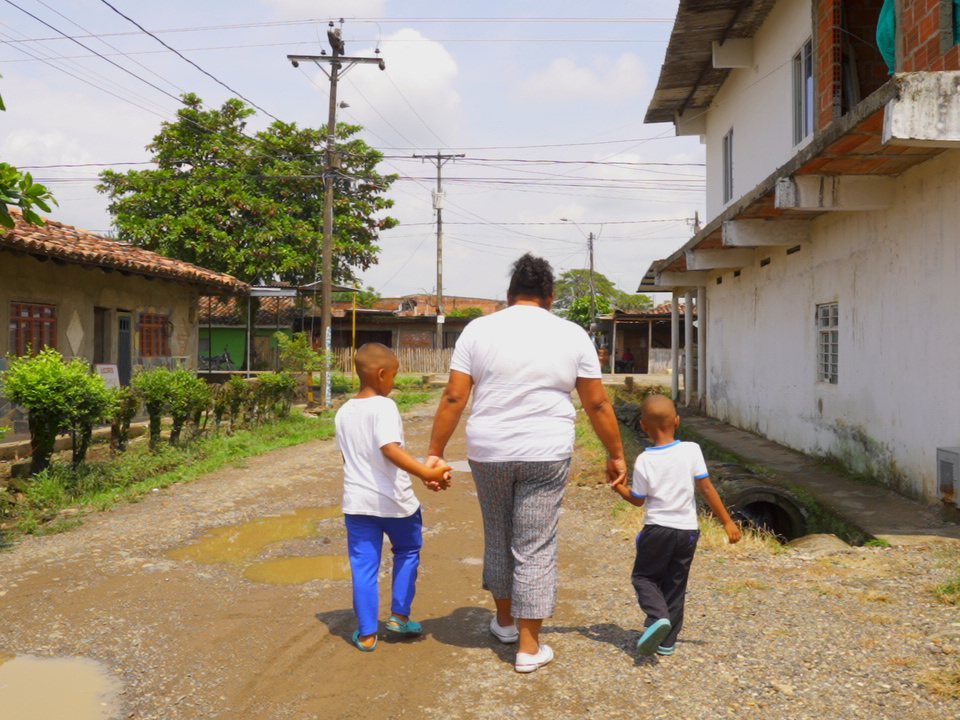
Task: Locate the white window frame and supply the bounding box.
[817,302,838,384]
[793,39,814,146]
[722,128,734,204]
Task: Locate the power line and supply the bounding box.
[96,0,283,122]
[4,17,675,44]
[2,0,186,106]
[30,0,186,95]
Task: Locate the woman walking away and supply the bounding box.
[426,253,627,673]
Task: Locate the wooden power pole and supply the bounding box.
[413,151,464,349]
[288,22,384,406]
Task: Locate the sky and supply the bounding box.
[0,0,704,302]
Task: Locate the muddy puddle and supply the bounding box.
[167,506,351,584]
[0,653,121,720]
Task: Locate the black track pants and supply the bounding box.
[630,524,700,648]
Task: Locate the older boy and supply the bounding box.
[611,394,741,656]
[335,343,451,652]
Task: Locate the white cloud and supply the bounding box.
[514,54,646,106]
[261,0,388,18]
[312,27,463,149]
[0,75,158,233]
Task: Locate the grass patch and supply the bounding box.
[918,663,960,699]
[933,577,960,605]
[2,387,435,541]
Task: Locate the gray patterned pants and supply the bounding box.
[468,458,572,619]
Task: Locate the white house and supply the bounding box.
[641,0,960,504]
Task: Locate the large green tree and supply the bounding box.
[97,94,398,285]
[0,76,56,228]
[554,269,652,315]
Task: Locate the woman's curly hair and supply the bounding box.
[507,253,554,302]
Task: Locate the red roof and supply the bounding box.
[2,209,248,294]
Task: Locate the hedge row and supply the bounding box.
[1,348,296,475]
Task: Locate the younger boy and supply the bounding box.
[611,394,741,656]
[335,342,451,652]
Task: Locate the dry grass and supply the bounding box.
[918,663,960,699]
[612,503,783,557]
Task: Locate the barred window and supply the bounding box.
[9,302,57,356]
[817,303,838,384]
[140,313,171,357]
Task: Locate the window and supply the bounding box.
[793,39,814,145]
[722,128,734,204]
[9,302,57,356]
[817,303,838,384]
[139,313,171,357]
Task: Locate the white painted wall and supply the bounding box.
[705,149,960,502]
[704,0,813,220]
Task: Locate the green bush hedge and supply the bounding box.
[1,349,299,474]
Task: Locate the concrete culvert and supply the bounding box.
[712,476,809,541]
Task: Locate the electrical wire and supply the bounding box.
[96,0,283,123]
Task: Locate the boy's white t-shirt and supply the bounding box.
[631,440,709,531]
[335,395,420,518]
[449,304,602,462]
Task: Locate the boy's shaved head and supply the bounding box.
[640,394,678,432]
[355,342,398,378]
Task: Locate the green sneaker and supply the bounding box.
[637,619,672,656]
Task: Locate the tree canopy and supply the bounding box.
[553,269,653,317]
[0,77,56,228]
[565,295,612,329]
[97,94,398,286]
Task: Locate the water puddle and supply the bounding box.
[0,653,121,720]
[166,506,351,584]
[448,460,471,472]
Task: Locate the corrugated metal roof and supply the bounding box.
[645,0,779,124]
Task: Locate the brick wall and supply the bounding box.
[900,0,960,70]
[816,0,960,132]
[816,0,844,129]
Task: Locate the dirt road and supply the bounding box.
[1,402,959,720]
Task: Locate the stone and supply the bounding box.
[787,533,853,557]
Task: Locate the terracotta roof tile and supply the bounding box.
[2,209,248,294]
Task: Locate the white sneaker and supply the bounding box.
[489,616,519,643]
[515,644,554,673]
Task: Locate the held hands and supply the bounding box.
[423,454,452,492]
[606,455,628,485]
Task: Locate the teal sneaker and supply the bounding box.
[656,644,675,656]
[637,619,672,656]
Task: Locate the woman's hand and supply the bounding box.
[606,455,627,485]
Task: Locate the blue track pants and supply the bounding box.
[344,508,423,636]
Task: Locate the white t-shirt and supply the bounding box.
[335,395,420,518]
[449,304,602,462]
[631,440,709,531]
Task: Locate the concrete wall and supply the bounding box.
[705,0,814,220]
[0,254,199,370]
[705,148,960,502]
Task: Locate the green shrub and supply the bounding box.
[223,375,250,432]
[132,367,173,450]
[63,364,115,467]
[1,348,112,474]
[167,369,211,445]
[109,386,140,452]
[275,331,327,372]
[447,307,483,319]
[258,371,297,419]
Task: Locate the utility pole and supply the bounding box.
[288,22,384,407]
[588,231,597,321]
[413,151,464,349]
